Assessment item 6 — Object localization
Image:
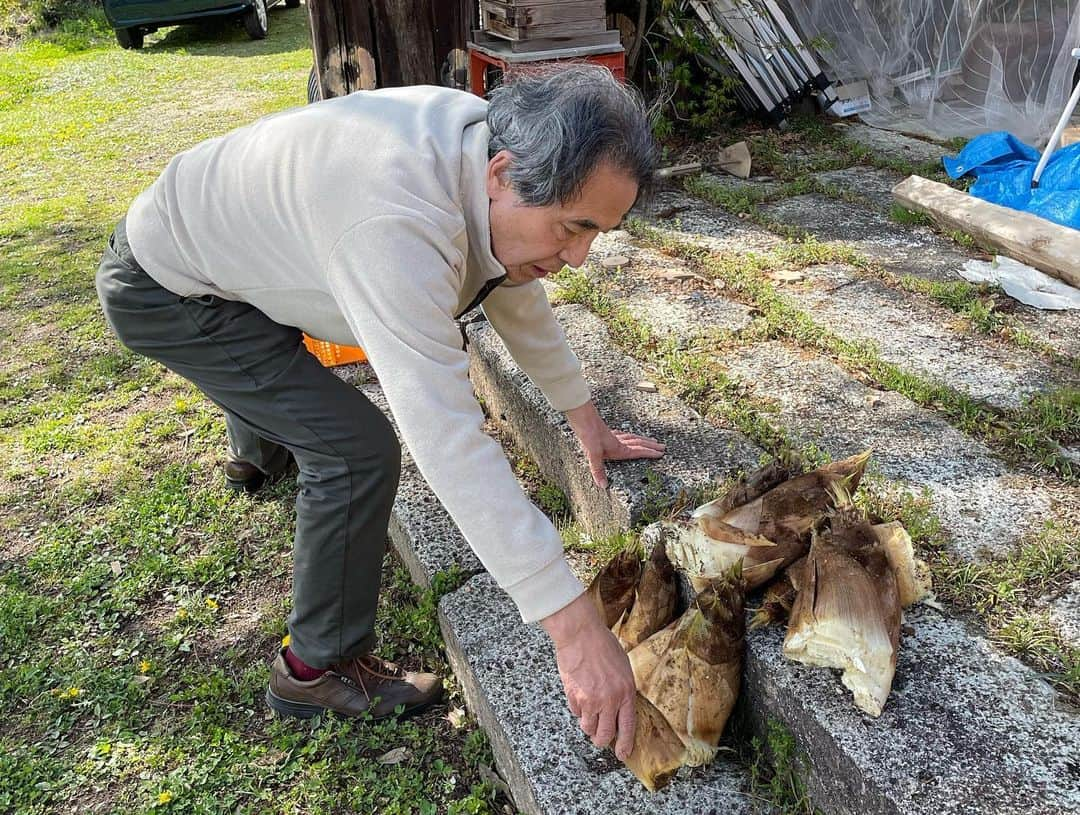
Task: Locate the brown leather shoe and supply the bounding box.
[265,650,443,720]
[224,459,266,493]
[224,450,293,493]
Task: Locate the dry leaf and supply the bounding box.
[377,747,411,765]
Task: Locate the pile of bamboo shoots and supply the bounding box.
[588,544,744,791]
[586,450,931,791]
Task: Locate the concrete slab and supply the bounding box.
[722,342,1071,562]
[356,381,483,587]
[440,572,754,815]
[1044,580,1080,650]
[757,194,967,283]
[814,166,907,212]
[775,268,1079,410]
[585,232,755,342]
[740,605,1080,815]
[835,123,949,169]
[675,183,1080,361]
[638,188,783,256]
[691,172,784,200]
[467,305,764,538]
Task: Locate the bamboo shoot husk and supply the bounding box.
[587,548,642,628]
[622,693,688,791]
[686,450,872,589]
[629,565,745,765]
[614,543,679,650]
[783,521,900,717]
[660,520,783,593]
[871,521,932,607]
[750,556,806,629]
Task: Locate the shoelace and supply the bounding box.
[335,656,403,702]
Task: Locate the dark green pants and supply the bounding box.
[95,219,400,668]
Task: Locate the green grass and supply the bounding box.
[746,720,815,815]
[0,15,511,815]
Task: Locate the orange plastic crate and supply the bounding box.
[302,333,367,367]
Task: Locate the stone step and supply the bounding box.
[440,572,755,815]
[757,193,968,284]
[466,303,1080,814]
[752,187,1080,361]
[642,187,783,256]
[834,123,949,169]
[814,166,907,212]
[720,340,1076,563]
[466,304,764,539]
[589,232,1076,413]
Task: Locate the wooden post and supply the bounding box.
[307,0,377,97]
[308,1,472,96]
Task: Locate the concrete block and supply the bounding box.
[439,573,754,815]
[721,341,1075,562]
[776,271,1078,411]
[640,189,783,255]
[741,605,1080,815]
[757,194,966,283]
[467,305,764,537]
[834,123,949,168]
[814,166,906,212]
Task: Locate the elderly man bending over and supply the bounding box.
[96,65,664,761]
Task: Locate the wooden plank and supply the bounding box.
[307,0,377,97]
[483,15,606,41]
[481,1,604,26]
[892,175,1080,289]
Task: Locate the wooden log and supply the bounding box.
[307,0,377,97]
[892,175,1080,290]
[308,1,472,94]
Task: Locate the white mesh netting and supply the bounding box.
[781,0,1080,145]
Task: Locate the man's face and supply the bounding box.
[486,151,639,285]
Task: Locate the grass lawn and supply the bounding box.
[0,8,507,814]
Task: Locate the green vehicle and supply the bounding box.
[102,0,300,50]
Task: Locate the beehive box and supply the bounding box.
[481,0,607,41]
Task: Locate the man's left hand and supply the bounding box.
[564,401,666,490]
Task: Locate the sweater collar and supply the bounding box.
[461,122,510,285]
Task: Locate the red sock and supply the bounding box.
[285,647,326,681]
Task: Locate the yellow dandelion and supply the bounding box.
[176,608,188,620]
[156,790,173,805]
[281,633,291,648]
[205,598,218,610]
[58,687,82,700]
[139,660,152,674]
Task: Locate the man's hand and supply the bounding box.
[541,592,637,760]
[564,401,666,489]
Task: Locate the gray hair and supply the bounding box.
[486,64,657,207]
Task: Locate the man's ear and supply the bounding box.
[486,150,514,200]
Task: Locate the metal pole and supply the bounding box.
[1032,48,1080,189]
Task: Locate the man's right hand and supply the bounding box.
[540,592,637,760]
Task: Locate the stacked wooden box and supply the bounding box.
[480,0,608,43]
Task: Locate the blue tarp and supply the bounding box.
[943,131,1080,231]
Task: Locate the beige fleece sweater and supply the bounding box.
[126,85,588,622]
